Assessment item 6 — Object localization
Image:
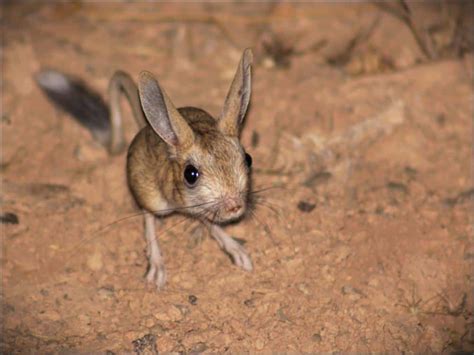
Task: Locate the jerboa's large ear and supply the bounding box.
[138,71,194,150]
[218,48,252,136]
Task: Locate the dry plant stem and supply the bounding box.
[373,0,437,60]
[328,14,381,66]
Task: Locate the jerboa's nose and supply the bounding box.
[223,196,244,214]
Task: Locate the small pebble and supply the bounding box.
[98,286,115,300]
[276,308,291,322]
[86,250,103,271]
[255,337,265,350]
[297,201,316,213]
[190,342,208,353]
[386,181,409,194]
[0,212,19,225]
[297,283,310,295]
[244,299,255,307]
[154,305,183,322]
[188,294,198,305]
[144,317,155,328]
[342,285,354,295]
[1,113,11,124]
[303,171,332,187]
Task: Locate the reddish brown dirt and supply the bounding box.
[1,3,473,353]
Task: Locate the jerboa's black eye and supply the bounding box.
[245,153,252,168]
[184,165,200,186]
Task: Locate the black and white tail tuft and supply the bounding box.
[35,69,111,147]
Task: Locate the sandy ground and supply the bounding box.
[1,2,473,353]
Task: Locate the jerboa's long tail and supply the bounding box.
[35,69,112,148]
[35,69,146,154]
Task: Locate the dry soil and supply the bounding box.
[1,2,473,353]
